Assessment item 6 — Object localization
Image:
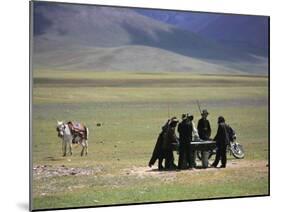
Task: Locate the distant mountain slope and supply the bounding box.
[196,15,269,56]
[34,3,172,49]
[34,2,251,61]
[137,9,269,56]
[34,45,268,74]
[32,2,268,74]
[35,45,244,73]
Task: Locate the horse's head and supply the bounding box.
[56,121,65,138]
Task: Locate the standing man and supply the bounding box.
[148,124,166,170]
[162,117,179,170]
[177,114,189,169]
[197,110,211,168]
[186,114,195,169]
[211,116,230,168]
[148,118,171,170]
[197,109,211,141]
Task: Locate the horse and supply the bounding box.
[56,121,89,156]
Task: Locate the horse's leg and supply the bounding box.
[85,139,88,156]
[78,139,83,156]
[80,144,85,157]
[62,142,64,156]
[62,141,66,157]
[69,141,72,156]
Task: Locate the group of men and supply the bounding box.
[148,109,231,170]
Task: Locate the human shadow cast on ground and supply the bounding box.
[146,166,218,172]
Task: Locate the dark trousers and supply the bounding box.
[158,157,164,170]
[178,141,194,169]
[212,144,227,167]
[164,149,176,169]
[149,156,164,170]
[178,141,188,169]
[149,153,164,170]
[187,143,194,168]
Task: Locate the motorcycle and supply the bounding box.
[197,133,245,160]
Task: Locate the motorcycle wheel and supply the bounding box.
[201,151,209,168]
[230,143,245,159]
[197,150,214,160]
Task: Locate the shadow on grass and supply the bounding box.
[147,166,220,172]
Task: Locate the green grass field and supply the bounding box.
[32,70,269,210]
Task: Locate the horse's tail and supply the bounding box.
[85,126,89,140]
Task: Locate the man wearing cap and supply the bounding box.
[189,114,199,168]
[162,117,179,170]
[177,114,190,169]
[148,125,165,170]
[148,118,173,170]
[211,116,230,168]
[197,109,211,141]
[186,114,196,169]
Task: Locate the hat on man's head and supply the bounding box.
[170,117,179,122]
[181,114,187,119]
[186,113,194,121]
[218,116,225,123]
[169,121,178,128]
[201,109,209,116]
[169,116,179,126]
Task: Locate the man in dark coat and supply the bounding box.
[177,114,194,169]
[186,115,195,169]
[211,116,230,168]
[177,114,189,169]
[162,118,179,170]
[197,109,211,140]
[148,131,165,170]
[148,117,178,170]
[148,119,170,170]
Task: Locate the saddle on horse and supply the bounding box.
[67,121,87,144]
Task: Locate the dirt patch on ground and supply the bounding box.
[33,165,104,180]
[225,159,268,170]
[33,160,268,181]
[122,160,268,180]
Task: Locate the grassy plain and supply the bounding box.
[32,70,269,210]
